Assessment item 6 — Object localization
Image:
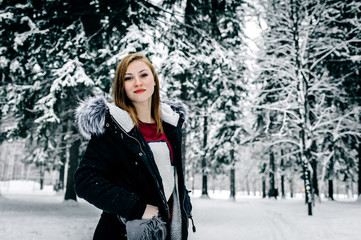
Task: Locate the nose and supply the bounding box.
[134,76,142,86]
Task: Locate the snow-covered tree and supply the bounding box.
[254,0,361,214]
[161,0,250,199]
[0,0,166,201]
[206,0,251,200]
[315,0,361,199]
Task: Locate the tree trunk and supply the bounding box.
[201,115,208,197]
[292,0,312,215]
[230,165,235,200]
[262,175,266,198]
[309,140,319,201]
[328,154,335,200]
[261,163,267,198]
[268,151,277,199]
[300,153,312,215]
[280,156,285,198]
[58,165,65,190]
[39,166,44,190]
[281,175,285,198]
[328,180,334,200]
[201,174,208,197]
[311,159,319,197]
[230,148,236,200]
[64,138,81,201]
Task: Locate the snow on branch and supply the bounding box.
[50,58,94,94]
[14,16,49,50]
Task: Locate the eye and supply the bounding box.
[141,73,148,78]
[124,77,132,81]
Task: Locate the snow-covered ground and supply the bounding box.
[1,181,360,240]
[189,194,361,240]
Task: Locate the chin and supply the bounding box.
[131,97,152,104]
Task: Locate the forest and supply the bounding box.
[0,0,360,216]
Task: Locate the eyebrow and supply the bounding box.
[125,69,148,75]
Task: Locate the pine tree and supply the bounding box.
[206,0,250,200]
[0,0,166,200]
[160,0,221,197]
[161,0,249,199]
[317,0,361,199]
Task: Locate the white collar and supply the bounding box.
[106,102,180,133]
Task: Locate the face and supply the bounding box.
[124,60,155,106]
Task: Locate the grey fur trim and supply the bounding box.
[75,95,108,140]
[76,96,186,139]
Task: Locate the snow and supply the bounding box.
[0,12,14,22]
[350,55,361,62]
[0,180,55,195]
[189,196,361,240]
[0,56,9,68]
[0,194,99,240]
[13,16,49,49]
[9,59,20,73]
[51,58,94,93]
[1,181,360,240]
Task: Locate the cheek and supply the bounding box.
[124,82,132,96]
[146,77,155,88]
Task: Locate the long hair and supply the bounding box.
[113,53,163,135]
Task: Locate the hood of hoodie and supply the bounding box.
[75,95,187,140]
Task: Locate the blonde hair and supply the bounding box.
[112,53,163,135]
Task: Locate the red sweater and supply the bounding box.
[138,122,174,164]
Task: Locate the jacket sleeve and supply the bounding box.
[74,134,146,220]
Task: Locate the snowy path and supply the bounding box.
[1,193,360,240]
[189,197,361,240]
[189,197,298,240]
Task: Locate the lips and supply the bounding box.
[134,89,146,94]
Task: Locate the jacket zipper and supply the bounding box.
[110,115,146,155]
[182,189,196,233]
[109,115,170,220]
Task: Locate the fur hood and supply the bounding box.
[76,96,188,140]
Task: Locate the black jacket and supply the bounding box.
[74,96,192,240]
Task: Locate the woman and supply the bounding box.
[74,53,194,240]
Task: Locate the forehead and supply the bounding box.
[126,60,151,74]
